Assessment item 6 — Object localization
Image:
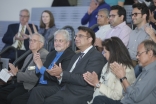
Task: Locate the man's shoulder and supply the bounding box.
[62,47,75,57]
[86,47,103,58]
[39,48,49,56]
[8,23,19,27]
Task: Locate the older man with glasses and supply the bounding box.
[93,40,156,104]
[0,33,49,104]
[1,9,38,63]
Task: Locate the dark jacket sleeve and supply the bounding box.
[62,51,105,86]
[2,24,15,44]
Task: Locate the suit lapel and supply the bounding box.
[75,47,95,67]
[45,51,57,68]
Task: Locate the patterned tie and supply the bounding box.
[76,53,84,66]
[17,26,24,49]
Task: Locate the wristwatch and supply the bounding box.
[120,76,127,83]
[95,82,101,88]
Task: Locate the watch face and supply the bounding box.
[96,83,100,88]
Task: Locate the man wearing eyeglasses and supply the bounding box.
[1,9,38,63]
[94,8,111,52]
[127,3,153,67]
[11,29,75,104]
[81,0,110,32]
[0,33,49,104]
[92,40,156,104]
[104,5,131,46]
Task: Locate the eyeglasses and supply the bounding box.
[20,15,29,18]
[136,51,147,57]
[29,39,41,43]
[96,15,105,18]
[54,39,66,43]
[130,13,142,17]
[109,14,118,18]
[74,34,90,39]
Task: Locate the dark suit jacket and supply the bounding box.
[2,23,38,50]
[60,47,106,104]
[42,47,75,86]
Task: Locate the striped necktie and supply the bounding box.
[17,26,24,49]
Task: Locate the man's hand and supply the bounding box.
[83,71,99,87]
[46,63,62,77]
[9,63,18,76]
[21,32,29,40]
[145,25,156,42]
[32,24,38,33]
[15,33,24,41]
[33,52,43,69]
[110,62,126,79]
[88,2,98,15]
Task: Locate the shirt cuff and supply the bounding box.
[58,72,63,84]
[35,66,40,73]
[39,66,47,74]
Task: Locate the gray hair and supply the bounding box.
[54,29,71,42]
[30,33,45,45]
[141,40,156,56]
[98,8,110,18]
[20,9,30,17]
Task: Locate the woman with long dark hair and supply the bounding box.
[83,37,136,104]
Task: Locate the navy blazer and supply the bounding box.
[2,23,38,50]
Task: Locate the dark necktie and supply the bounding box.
[76,53,84,66]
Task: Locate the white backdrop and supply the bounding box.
[0,0,53,21]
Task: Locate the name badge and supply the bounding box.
[28,66,35,70]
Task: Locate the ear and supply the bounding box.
[39,42,44,48]
[66,41,70,47]
[148,50,153,58]
[120,15,124,21]
[88,37,93,44]
[143,14,147,20]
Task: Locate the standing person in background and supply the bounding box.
[105,0,125,7]
[81,0,110,32]
[38,10,58,51]
[51,0,77,6]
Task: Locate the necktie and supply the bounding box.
[17,26,24,49]
[76,53,84,66]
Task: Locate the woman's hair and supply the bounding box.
[40,10,55,28]
[102,37,133,70]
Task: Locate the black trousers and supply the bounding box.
[12,84,61,104]
[92,96,122,104]
[0,83,27,104]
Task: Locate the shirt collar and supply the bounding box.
[98,24,110,29]
[81,45,93,55]
[56,51,64,56]
[135,23,149,31]
[142,60,156,71]
[112,21,126,29]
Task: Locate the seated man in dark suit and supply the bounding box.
[27,26,106,104]
[1,9,38,63]
[0,33,49,104]
[11,29,75,104]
